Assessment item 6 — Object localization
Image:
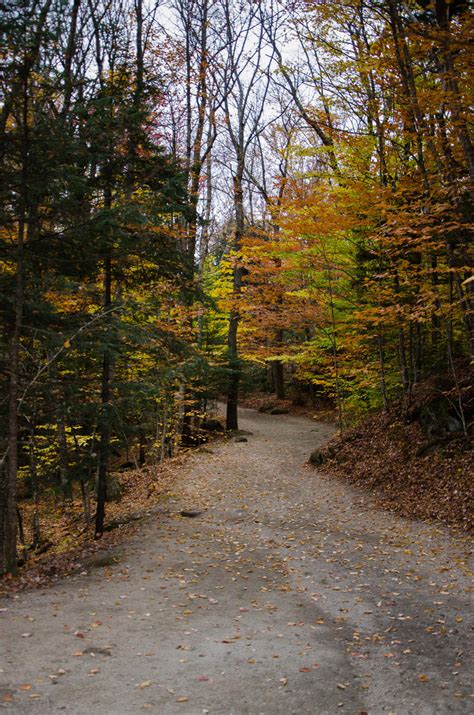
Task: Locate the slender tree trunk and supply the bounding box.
[160,405,169,462]
[198,141,213,282]
[273,357,285,400]
[226,311,240,430]
[61,0,81,119]
[28,436,41,548]
[326,267,343,431]
[377,327,389,410]
[57,411,72,503]
[125,0,144,196]
[1,227,23,574]
[398,325,409,393]
[446,269,468,436]
[0,57,30,573]
[226,168,245,431]
[95,256,112,537]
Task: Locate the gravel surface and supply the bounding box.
[1,407,472,714]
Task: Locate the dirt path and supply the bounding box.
[1,408,472,714]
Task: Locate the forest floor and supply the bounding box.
[1,407,473,714]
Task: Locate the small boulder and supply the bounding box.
[201,418,224,432]
[258,402,276,413]
[269,407,289,415]
[180,510,203,518]
[309,449,324,466]
[106,475,124,502]
[419,398,462,437]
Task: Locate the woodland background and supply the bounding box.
[1,0,472,576]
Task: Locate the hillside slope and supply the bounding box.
[319,373,472,530]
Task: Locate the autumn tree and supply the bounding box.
[0,0,191,572]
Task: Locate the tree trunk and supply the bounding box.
[0,56,30,573]
[226,168,245,431]
[57,411,73,503]
[28,436,41,548]
[226,309,240,430]
[273,360,285,400]
[0,226,23,574]
[326,267,343,431]
[377,327,389,410]
[95,256,112,537]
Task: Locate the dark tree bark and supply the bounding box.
[0,56,29,574]
[226,168,245,431]
[95,256,112,537]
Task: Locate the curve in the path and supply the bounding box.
[1,407,472,714]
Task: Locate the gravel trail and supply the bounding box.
[1,407,472,714]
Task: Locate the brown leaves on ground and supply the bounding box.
[319,380,472,531]
[0,454,189,597]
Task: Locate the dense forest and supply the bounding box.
[1,0,472,575]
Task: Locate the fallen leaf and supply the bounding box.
[139,681,152,689]
[19,684,32,691]
[176,696,188,703]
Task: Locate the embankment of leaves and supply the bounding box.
[319,374,473,531]
[0,453,194,598]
